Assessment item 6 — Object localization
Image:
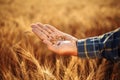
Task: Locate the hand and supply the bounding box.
[31,23,78,56]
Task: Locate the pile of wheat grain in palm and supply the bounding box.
[0,0,120,80]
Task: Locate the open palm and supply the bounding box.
[31,23,78,56]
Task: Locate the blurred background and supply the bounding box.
[0,0,120,80]
[0,0,120,37]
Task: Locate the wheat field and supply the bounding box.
[0,0,120,80]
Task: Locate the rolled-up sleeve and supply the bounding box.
[77,28,120,62]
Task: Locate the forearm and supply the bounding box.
[76,28,120,62]
[76,37,102,58]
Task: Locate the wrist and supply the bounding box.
[71,40,78,56]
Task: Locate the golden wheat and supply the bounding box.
[0,0,120,80]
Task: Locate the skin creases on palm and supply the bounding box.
[49,35,66,44]
[49,31,78,45]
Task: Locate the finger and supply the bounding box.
[44,26,53,34]
[37,24,57,39]
[36,23,58,39]
[37,23,60,40]
[50,32,56,37]
[37,23,53,34]
[32,23,63,40]
[46,24,65,37]
[31,23,50,38]
[33,23,50,37]
[31,23,38,28]
[43,24,54,33]
[44,24,59,32]
[32,28,48,40]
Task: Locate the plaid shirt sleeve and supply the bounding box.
[77,28,120,61]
